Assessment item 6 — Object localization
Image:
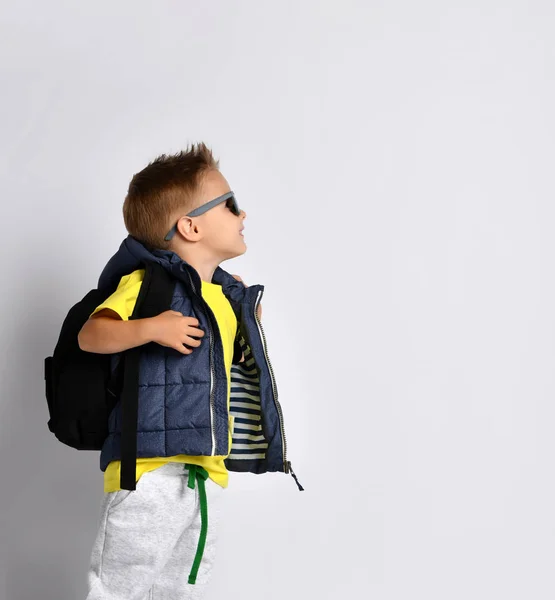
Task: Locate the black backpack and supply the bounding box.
[44,260,176,490]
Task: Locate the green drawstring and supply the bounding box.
[183,464,209,585]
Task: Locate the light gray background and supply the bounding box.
[1,1,554,599]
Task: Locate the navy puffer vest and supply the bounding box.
[97,236,291,477]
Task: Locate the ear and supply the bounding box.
[177,216,200,241]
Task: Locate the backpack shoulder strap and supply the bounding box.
[133,260,177,319]
[120,261,176,490]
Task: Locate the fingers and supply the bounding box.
[232,274,247,286]
[175,331,203,355]
[175,334,202,354]
[164,311,206,355]
[170,310,201,327]
[188,327,205,338]
[175,344,192,355]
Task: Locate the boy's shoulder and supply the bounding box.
[111,267,146,302]
[89,268,146,321]
[113,268,146,291]
[121,267,146,283]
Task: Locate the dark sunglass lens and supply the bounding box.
[227,198,240,215]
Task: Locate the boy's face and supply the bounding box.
[181,169,247,260]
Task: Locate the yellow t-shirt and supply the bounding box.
[90,268,237,492]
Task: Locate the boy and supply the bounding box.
[79,143,299,600]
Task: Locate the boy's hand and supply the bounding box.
[232,274,262,320]
[146,310,205,355]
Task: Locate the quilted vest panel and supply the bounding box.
[97,236,289,476]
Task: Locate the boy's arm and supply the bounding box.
[78,308,155,354]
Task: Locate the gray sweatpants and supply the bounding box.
[85,462,225,600]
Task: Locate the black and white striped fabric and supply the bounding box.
[228,333,269,460]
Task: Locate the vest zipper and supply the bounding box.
[254,289,303,490]
[186,269,217,456]
[186,269,299,482]
[253,289,288,469]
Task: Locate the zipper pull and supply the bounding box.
[287,461,304,492]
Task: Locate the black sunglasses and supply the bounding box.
[164,191,241,241]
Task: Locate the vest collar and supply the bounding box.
[97,235,252,304]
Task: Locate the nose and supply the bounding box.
[240,209,247,219]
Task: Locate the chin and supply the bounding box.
[224,245,247,261]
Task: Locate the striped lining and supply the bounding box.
[229,333,268,460]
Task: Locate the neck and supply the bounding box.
[173,248,220,284]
